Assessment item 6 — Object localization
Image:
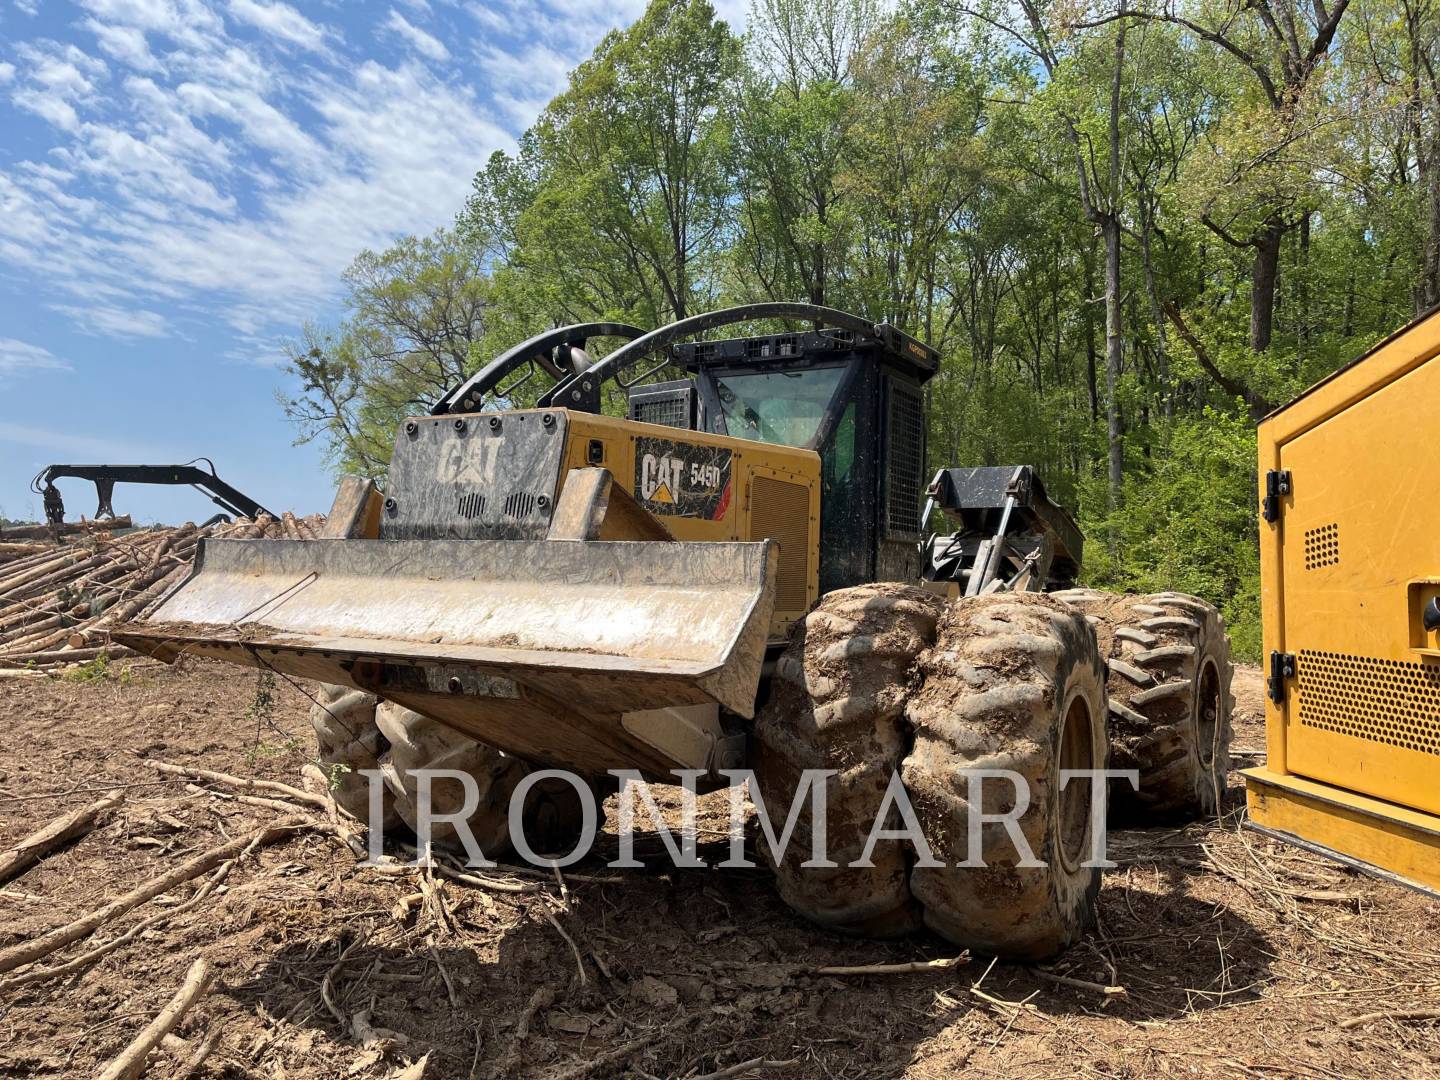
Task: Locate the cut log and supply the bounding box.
[0,820,309,975]
[0,645,136,667]
[0,789,124,884]
[0,516,132,542]
[94,957,216,1080]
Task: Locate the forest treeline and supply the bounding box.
[281,0,1440,658]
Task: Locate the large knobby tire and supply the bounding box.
[375,701,531,856]
[1053,589,1234,819]
[753,583,946,937]
[903,593,1109,961]
[309,685,594,858]
[308,684,402,830]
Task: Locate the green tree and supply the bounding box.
[279,228,490,479]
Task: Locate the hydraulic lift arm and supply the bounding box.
[31,460,274,525]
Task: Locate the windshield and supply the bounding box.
[714,367,846,448]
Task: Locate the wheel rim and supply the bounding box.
[1056,691,1096,875]
[1196,658,1221,769]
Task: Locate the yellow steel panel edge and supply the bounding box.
[1245,767,1440,892]
[1257,413,1288,775]
[1259,307,1440,447]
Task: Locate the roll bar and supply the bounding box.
[431,322,645,416]
[537,303,932,412]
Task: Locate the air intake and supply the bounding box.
[750,475,809,613]
[1297,650,1440,756]
[885,379,925,539]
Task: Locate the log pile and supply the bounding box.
[0,513,324,668]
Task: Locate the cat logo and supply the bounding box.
[639,451,685,503]
[634,436,733,519]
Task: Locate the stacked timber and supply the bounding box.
[0,513,325,669]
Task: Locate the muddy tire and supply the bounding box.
[374,701,530,855]
[903,594,1109,961]
[1053,589,1234,819]
[310,685,595,858]
[308,684,402,830]
[753,583,946,937]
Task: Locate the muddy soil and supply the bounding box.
[0,660,1437,1078]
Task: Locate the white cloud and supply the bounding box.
[52,303,170,338]
[385,9,449,62]
[476,41,572,125]
[10,40,109,131]
[0,0,614,358]
[0,338,70,376]
[227,0,331,53]
[13,88,81,131]
[0,63,15,85]
[83,18,163,72]
[75,0,227,52]
[0,30,507,336]
[14,0,39,15]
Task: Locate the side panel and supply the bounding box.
[1276,354,1440,813]
[562,412,821,639]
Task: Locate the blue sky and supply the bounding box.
[0,0,741,525]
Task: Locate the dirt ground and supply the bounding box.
[1,659,1438,1079]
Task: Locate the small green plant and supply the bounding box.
[242,669,307,767]
[58,653,135,686]
[64,654,111,683]
[320,761,353,791]
[244,736,304,768]
[245,669,277,727]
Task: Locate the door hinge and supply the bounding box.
[1267,651,1296,705]
[1262,469,1291,524]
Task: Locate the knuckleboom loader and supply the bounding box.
[117,303,1234,959]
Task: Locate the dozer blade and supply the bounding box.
[113,537,777,776]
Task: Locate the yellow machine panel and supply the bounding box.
[1246,308,1440,892]
[559,411,821,640]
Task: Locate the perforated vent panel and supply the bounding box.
[1304,523,1339,570]
[1297,650,1440,755]
[628,382,696,430]
[886,380,925,538]
[633,397,688,429]
[750,475,810,612]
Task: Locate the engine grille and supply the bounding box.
[885,380,925,538]
[628,381,696,430]
[750,475,810,612]
[1304,523,1340,570]
[633,397,689,429]
[1297,650,1440,756]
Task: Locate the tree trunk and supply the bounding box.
[1083,243,1100,422]
[1103,215,1125,514]
[1298,212,1311,354]
[1250,220,1284,351]
[1423,143,1440,313]
[1139,213,1171,418]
